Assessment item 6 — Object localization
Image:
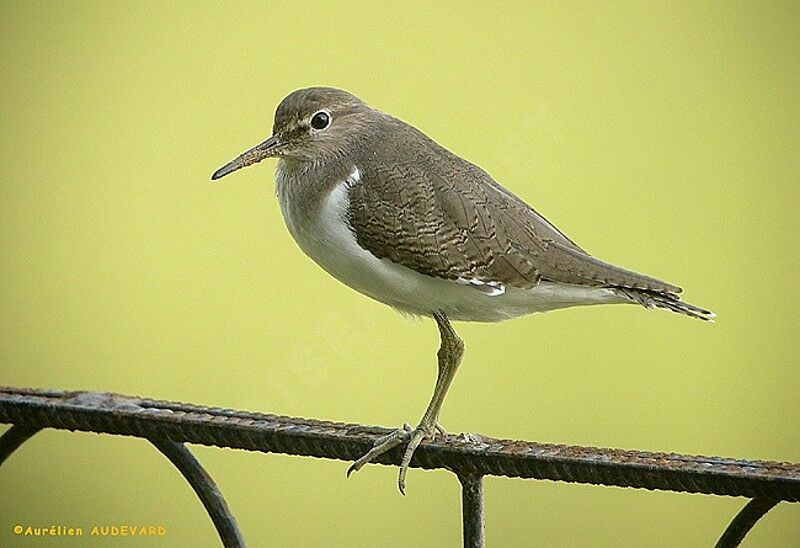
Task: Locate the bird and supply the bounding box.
[212,86,714,494]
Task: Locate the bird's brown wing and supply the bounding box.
[347,147,681,295]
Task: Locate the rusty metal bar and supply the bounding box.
[149,438,245,548]
[715,498,780,548]
[459,474,485,547]
[1,387,799,502]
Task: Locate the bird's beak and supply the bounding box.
[211,135,283,180]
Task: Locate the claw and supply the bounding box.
[346,422,437,494]
[397,428,430,494]
[346,423,413,478]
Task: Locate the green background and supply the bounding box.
[1,1,798,546]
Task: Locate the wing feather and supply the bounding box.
[346,121,681,295]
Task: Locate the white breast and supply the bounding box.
[276,164,624,322]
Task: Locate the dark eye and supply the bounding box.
[310,111,330,130]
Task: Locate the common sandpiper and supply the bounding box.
[212,87,714,493]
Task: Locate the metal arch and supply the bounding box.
[0,424,42,466]
[0,423,243,547]
[149,438,245,548]
[715,498,780,548]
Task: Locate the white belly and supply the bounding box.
[276,167,623,322]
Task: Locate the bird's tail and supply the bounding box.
[614,288,716,321]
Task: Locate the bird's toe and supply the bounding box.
[346,423,413,478]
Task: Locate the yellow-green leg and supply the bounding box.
[347,311,465,494]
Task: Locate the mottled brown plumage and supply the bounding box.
[346,118,683,295]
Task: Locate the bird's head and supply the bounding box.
[212,87,373,180]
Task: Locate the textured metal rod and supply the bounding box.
[149,438,245,548]
[714,498,780,548]
[459,474,485,548]
[1,387,799,502]
[0,424,42,466]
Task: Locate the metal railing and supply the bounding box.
[1,387,798,547]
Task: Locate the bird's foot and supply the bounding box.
[347,421,442,494]
[347,423,413,478]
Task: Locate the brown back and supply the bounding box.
[347,115,682,295]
